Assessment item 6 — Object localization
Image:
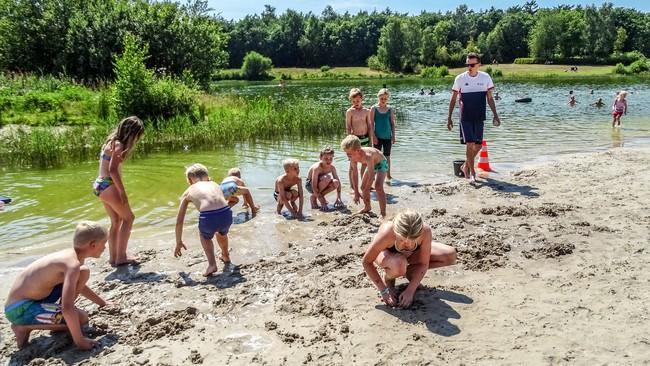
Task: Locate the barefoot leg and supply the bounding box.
[216,233,230,263]
[199,236,218,276]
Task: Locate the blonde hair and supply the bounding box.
[618,90,627,99]
[348,88,363,100]
[392,210,424,239]
[73,221,108,248]
[340,135,361,151]
[185,163,209,180]
[283,158,299,172]
[377,88,390,97]
[103,116,145,160]
[227,167,241,178]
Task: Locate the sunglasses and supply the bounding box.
[466,63,479,68]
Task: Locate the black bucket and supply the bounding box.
[453,160,465,177]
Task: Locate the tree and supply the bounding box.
[614,27,628,54]
[241,51,273,80]
[376,18,406,71]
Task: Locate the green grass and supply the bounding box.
[0,84,343,168]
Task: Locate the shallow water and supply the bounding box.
[1,81,648,262]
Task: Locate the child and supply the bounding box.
[362,210,456,308]
[340,135,388,218]
[93,116,145,267]
[175,164,232,277]
[611,91,628,127]
[346,88,374,192]
[591,98,605,108]
[220,168,260,216]
[306,146,344,210]
[568,95,577,107]
[370,88,396,181]
[274,159,304,219]
[5,221,110,350]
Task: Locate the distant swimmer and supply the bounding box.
[419,88,425,95]
[494,91,501,100]
[590,98,605,108]
[568,95,577,107]
[428,88,435,95]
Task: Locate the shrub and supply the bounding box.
[437,65,449,77]
[320,65,331,72]
[613,63,629,75]
[241,51,273,80]
[514,58,538,64]
[367,55,382,71]
[492,69,503,77]
[112,34,198,122]
[421,66,449,78]
[628,58,649,74]
[97,90,111,120]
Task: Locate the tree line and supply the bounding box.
[1,0,648,82]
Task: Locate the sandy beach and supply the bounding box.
[1,145,649,366]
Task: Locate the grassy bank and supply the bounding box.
[0,76,342,168]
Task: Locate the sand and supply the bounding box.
[1,146,649,366]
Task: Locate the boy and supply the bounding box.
[220,167,260,216]
[346,88,375,192]
[175,163,232,277]
[306,146,344,210]
[340,135,388,218]
[274,159,304,219]
[5,221,110,350]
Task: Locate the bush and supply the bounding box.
[320,65,331,72]
[628,58,649,74]
[241,51,273,80]
[113,34,198,122]
[421,66,449,78]
[514,58,538,64]
[367,55,382,71]
[613,63,629,75]
[437,65,449,77]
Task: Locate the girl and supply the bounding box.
[370,88,396,181]
[362,210,456,308]
[611,91,628,127]
[93,116,145,266]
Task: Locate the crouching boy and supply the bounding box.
[4,221,110,350]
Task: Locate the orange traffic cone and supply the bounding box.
[477,139,491,171]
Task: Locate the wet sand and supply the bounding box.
[1,146,649,365]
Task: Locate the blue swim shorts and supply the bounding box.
[198,206,232,239]
[4,284,65,326]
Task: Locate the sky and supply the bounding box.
[209,0,649,20]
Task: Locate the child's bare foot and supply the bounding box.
[11,325,31,349]
[318,196,328,208]
[355,207,371,215]
[310,195,319,209]
[219,255,231,264]
[114,255,139,267]
[461,163,469,179]
[251,205,260,216]
[203,264,219,277]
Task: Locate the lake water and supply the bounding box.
[1,80,648,264]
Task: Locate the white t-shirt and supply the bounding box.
[452,71,494,122]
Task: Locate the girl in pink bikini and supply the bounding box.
[611,91,628,127]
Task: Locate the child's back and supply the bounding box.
[186,181,228,212]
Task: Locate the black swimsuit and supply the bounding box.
[388,242,420,254]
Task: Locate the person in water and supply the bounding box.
[362,210,456,308]
[175,163,233,276]
[220,167,259,216]
[5,221,111,350]
[611,91,628,127]
[274,159,304,219]
[370,88,396,181]
[341,135,388,218]
[306,146,344,210]
[590,98,605,108]
[94,116,145,266]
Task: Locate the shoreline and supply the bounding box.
[2,144,650,364]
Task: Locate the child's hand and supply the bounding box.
[353,192,361,204]
[391,137,396,144]
[174,241,187,257]
[447,117,453,131]
[493,115,501,127]
[380,290,398,307]
[334,198,344,208]
[398,288,415,308]
[75,336,97,350]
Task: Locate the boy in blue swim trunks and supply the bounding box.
[220,167,259,216]
[5,221,111,350]
[175,163,233,277]
[341,135,388,218]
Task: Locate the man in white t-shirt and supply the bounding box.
[447,53,500,181]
